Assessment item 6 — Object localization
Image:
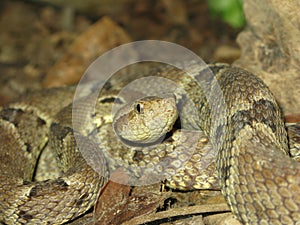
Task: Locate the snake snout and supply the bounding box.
[113,95,178,144]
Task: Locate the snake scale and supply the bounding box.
[0,63,299,224]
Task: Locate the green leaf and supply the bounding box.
[207,0,245,28]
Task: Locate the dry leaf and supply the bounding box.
[43,16,132,88]
[94,173,164,225]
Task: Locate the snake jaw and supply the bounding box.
[113,95,178,144]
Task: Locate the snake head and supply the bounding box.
[113,95,178,144]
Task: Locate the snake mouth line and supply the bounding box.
[116,116,182,148]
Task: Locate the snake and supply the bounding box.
[0,63,299,224]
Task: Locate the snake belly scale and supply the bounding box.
[0,63,299,224]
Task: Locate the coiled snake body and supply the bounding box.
[0,63,299,224]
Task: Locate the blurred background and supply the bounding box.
[0,0,244,104]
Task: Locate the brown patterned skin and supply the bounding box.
[211,67,300,224]
[0,63,299,224]
[0,88,106,224]
[112,64,300,224]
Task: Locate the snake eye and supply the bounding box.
[135,103,144,114]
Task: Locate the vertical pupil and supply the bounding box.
[136,104,141,113]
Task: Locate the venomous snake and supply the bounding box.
[0,63,299,224]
